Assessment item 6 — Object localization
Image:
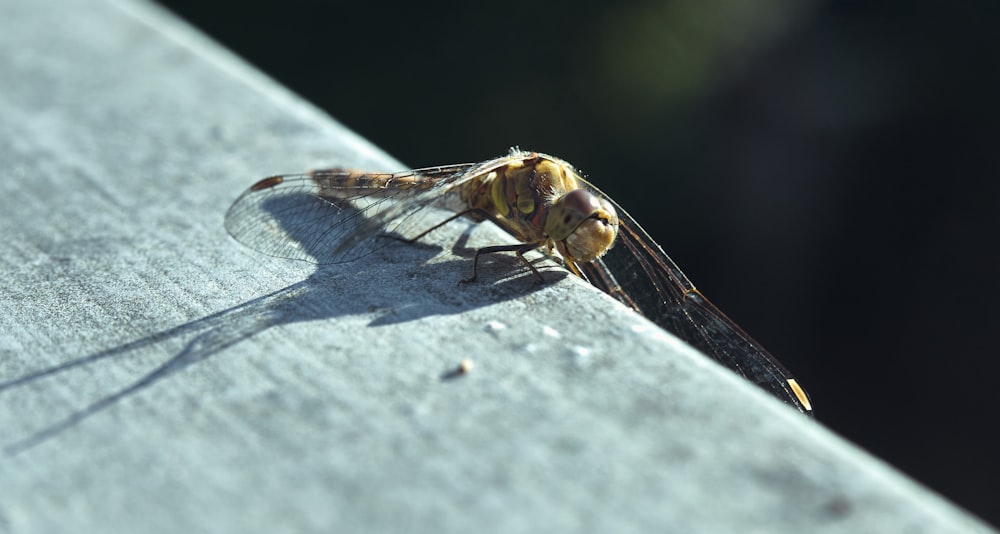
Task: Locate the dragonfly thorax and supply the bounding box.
[547,188,620,263]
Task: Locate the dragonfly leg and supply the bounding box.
[461,242,544,284]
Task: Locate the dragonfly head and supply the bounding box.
[547,189,619,263]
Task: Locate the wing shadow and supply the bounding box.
[2,192,565,455]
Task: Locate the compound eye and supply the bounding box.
[547,190,619,263]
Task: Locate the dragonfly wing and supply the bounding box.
[224,173,388,264]
[577,180,813,415]
[224,164,478,264]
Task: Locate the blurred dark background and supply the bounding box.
[157,0,1000,525]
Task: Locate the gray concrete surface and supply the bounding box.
[0,0,992,532]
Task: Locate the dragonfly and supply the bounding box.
[224,150,813,415]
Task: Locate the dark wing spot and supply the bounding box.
[250,175,284,191]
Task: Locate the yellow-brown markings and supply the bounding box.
[488,171,509,217]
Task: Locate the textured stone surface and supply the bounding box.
[0,0,992,532]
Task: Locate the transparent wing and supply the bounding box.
[223,163,479,264]
[576,179,814,415]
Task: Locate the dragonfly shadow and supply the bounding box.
[1,193,561,455]
[369,225,568,326]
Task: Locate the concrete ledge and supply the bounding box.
[0,0,992,532]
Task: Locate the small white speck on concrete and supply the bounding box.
[484,320,508,334]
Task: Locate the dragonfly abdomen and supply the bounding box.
[309,169,444,199]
